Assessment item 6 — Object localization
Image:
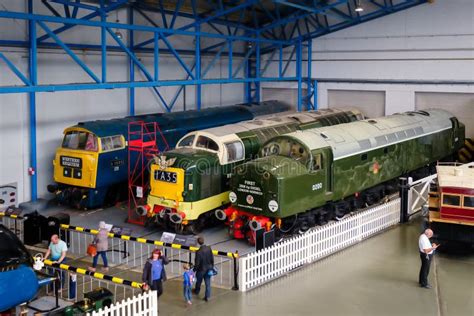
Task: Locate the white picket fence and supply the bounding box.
[87,290,158,316]
[238,198,401,291]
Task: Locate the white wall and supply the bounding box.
[263,0,473,126]
[0,1,244,203]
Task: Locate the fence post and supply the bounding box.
[69,273,77,300]
[399,177,410,223]
[238,256,246,292]
[232,251,239,290]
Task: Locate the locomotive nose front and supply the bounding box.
[53,149,98,188]
[230,157,280,216]
[147,162,186,221]
[230,156,308,217]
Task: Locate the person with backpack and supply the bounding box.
[183,263,195,305]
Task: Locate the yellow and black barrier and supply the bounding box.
[0,212,24,219]
[43,259,143,289]
[60,224,239,259]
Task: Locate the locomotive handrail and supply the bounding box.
[59,224,239,259]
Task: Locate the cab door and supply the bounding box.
[310,147,334,200]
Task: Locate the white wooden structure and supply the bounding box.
[87,291,158,316]
[238,198,401,291]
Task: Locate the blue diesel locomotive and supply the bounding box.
[47,101,290,209]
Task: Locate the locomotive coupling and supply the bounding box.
[169,212,186,224]
[215,209,226,221]
[136,205,150,217]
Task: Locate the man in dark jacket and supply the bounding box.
[193,236,214,301]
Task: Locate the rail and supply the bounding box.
[58,224,239,290]
[42,260,142,303]
[0,211,24,241]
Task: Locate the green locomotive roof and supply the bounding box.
[200,108,362,137]
[277,109,455,160]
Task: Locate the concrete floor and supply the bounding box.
[19,204,473,315]
[155,217,473,316]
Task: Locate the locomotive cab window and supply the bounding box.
[225,141,244,163]
[101,135,124,152]
[177,135,195,147]
[62,131,98,152]
[311,154,323,171]
[442,194,461,207]
[196,136,219,151]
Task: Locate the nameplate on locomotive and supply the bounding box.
[154,170,177,183]
[60,156,82,169]
[110,159,125,167]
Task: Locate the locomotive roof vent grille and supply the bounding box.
[396,131,407,140]
[320,132,329,139]
[358,139,371,150]
[406,129,416,137]
[375,136,388,146]
[368,119,377,124]
[387,133,397,142]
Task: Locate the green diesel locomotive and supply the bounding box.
[139,108,364,233]
[223,109,465,243]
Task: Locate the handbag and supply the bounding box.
[207,266,218,277]
[87,243,97,257]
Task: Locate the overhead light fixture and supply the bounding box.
[114,11,123,40]
[115,22,123,40]
[355,0,364,12]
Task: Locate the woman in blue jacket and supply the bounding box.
[142,249,169,298]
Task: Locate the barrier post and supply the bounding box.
[69,273,77,300]
[232,250,239,290]
[399,177,409,223]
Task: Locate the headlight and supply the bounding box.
[268,200,278,212]
[229,191,237,203]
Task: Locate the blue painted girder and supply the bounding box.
[261,0,429,53]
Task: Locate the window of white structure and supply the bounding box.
[225,141,244,163]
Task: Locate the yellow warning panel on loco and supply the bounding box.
[53,147,98,188]
[149,165,185,202]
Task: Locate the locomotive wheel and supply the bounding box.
[315,212,328,225]
[246,230,256,246]
[185,217,206,235]
[186,223,201,235]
